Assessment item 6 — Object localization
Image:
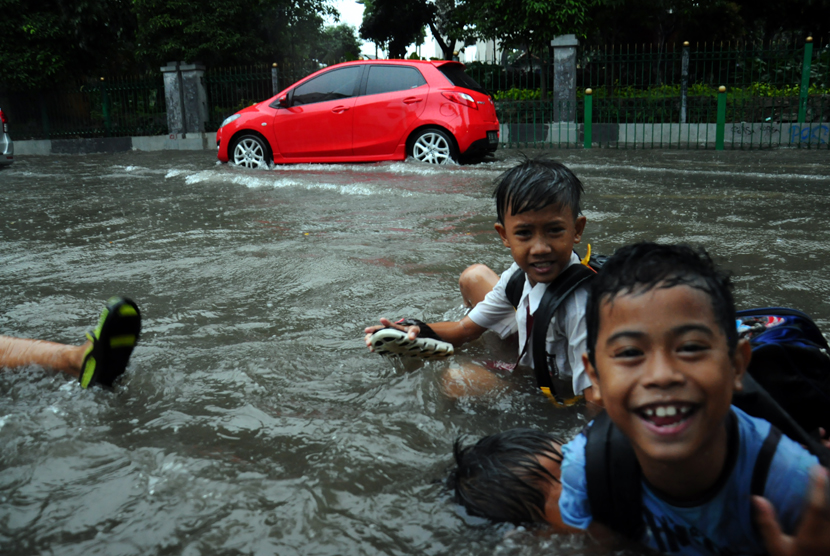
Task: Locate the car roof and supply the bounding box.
[323,59,466,70]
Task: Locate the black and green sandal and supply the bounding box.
[79,297,141,389]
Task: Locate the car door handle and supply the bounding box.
[403,97,423,105]
[331,106,350,114]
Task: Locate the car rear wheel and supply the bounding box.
[410,129,455,164]
[232,134,272,169]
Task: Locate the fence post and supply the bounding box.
[39,92,50,138]
[100,77,111,136]
[797,37,813,124]
[161,62,184,136]
[716,85,726,151]
[680,41,689,124]
[160,62,207,137]
[272,63,279,95]
[179,63,207,134]
[584,88,593,148]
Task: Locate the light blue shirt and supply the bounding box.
[560,406,819,555]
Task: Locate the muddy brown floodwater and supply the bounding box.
[0,148,829,555]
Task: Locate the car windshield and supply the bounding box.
[437,65,488,95]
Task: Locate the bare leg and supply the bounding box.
[0,336,89,378]
[446,265,508,398]
[458,264,499,309]
[442,362,513,398]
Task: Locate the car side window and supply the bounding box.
[292,66,363,106]
[365,66,427,96]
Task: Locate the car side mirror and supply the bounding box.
[278,95,290,108]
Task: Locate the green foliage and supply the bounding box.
[359,0,434,58]
[132,0,334,67]
[465,0,594,50]
[492,88,542,101]
[0,0,137,89]
[313,24,363,65]
[495,82,830,101]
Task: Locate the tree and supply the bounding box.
[586,0,743,47]
[730,0,830,43]
[132,0,336,67]
[359,0,435,58]
[313,24,363,65]
[463,0,595,99]
[0,0,137,89]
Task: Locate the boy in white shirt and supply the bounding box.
[365,158,597,406]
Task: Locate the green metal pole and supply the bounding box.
[716,85,726,151]
[100,77,111,136]
[797,37,814,124]
[584,88,593,149]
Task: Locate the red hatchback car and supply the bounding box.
[216,60,499,167]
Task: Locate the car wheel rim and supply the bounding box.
[233,138,266,169]
[412,132,451,164]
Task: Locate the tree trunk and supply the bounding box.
[428,21,455,60]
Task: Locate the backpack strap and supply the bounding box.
[505,268,524,309]
[585,411,645,541]
[750,425,783,497]
[531,263,595,395]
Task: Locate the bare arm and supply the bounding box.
[364,315,486,350]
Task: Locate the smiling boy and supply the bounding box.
[449,243,830,555]
[365,158,597,403]
[560,242,823,554]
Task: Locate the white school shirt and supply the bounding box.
[467,252,591,396]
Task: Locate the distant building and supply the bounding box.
[430,38,501,63]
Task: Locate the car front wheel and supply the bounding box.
[232,134,272,169]
[410,129,455,164]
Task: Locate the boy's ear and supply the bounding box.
[582,352,602,402]
[573,216,587,244]
[731,338,752,392]
[494,222,510,248]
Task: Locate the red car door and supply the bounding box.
[274,66,363,158]
[352,65,428,157]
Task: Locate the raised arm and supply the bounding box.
[364,315,486,350]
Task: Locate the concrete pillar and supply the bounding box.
[179,63,208,134]
[160,62,207,136]
[551,35,579,123]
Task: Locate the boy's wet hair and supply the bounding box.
[447,428,563,524]
[493,158,584,225]
[586,242,738,367]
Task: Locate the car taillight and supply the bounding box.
[0,110,6,124]
[441,91,478,110]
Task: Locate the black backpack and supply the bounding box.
[585,307,830,540]
[504,251,607,402]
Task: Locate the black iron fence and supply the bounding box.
[0,74,166,140]
[2,37,828,150]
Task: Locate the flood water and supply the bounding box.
[1,148,829,555]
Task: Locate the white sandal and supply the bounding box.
[369,328,454,360]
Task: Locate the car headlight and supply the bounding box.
[220,114,241,128]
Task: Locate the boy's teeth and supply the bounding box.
[642,404,689,419]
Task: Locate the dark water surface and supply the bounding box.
[0,149,829,555]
